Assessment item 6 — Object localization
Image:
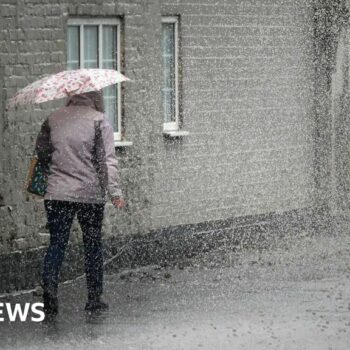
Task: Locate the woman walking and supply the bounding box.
[35,91,125,315]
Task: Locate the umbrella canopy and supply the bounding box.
[7,69,129,109]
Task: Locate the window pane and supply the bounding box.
[163,23,175,56]
[103,86,118,132]
[67,21,120,134]
[162,89,175,123]
[84,26,98,68]
[102,26,117,69]
[163,55,175,88]
[67,26,80,70]
[102,26,118,132]
[162,22,176,123]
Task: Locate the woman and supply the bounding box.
[35,90,125,315]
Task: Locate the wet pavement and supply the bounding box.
[1,231,350,350]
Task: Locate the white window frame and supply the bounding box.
[67,18,122,141]
[162,16,179,132]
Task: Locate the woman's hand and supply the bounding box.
[112,197,126,209]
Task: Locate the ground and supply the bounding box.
[1,230,350,350]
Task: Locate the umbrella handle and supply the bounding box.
[65,88,78,97]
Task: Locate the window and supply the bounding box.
[162,17,179,132]
[67,18,122,141]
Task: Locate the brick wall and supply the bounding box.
[313,0,350,227]
[1,0,70,254]
[0,0,330,277]
[151,0,317,228]
[0,0,162,255]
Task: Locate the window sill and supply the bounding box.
[114,140,133,147]
[163,130,190,137]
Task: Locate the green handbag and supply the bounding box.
[26,156,48,197]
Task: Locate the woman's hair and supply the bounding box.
[66,90,105,113]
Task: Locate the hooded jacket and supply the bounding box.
[35,94,123,203]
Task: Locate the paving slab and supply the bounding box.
[0,232,350,350]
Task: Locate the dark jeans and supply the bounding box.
[43,200,105,300]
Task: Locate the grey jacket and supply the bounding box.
[35,95,122,203]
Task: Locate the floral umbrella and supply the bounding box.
[7,69,129,109]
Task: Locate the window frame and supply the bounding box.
[67,18,122,141]
[161,16,179,132]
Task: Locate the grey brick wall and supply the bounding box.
[151,0,317,228]
[0,0,163,254]
[0,0,334,276]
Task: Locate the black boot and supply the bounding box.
[85,296,109,312]
[43,292,58,316]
